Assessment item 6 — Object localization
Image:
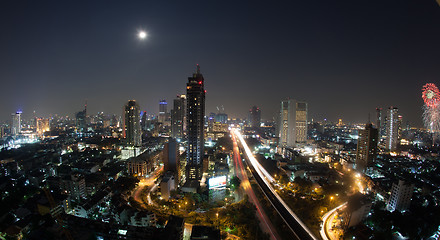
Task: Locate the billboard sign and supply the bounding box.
[209,176,227,189]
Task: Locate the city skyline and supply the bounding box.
[1,1,440,126]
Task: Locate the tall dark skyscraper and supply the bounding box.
[355,123,378,173]
[186,65,205,183]
[141,111,147,131]
[123,100,142,147]
[375,107,382,135]
[75,104,87,132]
[171,95,186,141]
[249,106,261,128]
[163,138,180,183]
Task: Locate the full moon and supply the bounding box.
[138,31,147,39]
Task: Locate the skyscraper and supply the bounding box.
[355,123,378,172]
[158,100,167,123]
[11,111,22,136]
[249,106,261,128]
[163,138,180,183]
[186,65,205,183]
[123,100,142,147]
[295,101,308,143]
[141,111,147,131]
[385,106,399,151]
[386,180,414,212]
[279,99,308,148]
[171,95,186,141]
[375,107,382,136]
[76,104,87,132]
[36,118,50,135]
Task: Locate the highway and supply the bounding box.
[232,129,318,240]
[320,203,346,240]
[231,132,279,240]
[132,165,163,207]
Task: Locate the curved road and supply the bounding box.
[320,203,346,240]
[132,165,163,207]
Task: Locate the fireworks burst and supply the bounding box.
[422,83,440,134]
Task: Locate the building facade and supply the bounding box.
[249,106,261,128]
[163,138,180,183]
[76,104,87,132]
[158,100,167,124]
[386,180,414,212]
[279,99,308,148]
[385,106,399,151]
[11,111,22,136]
[355,123,378,172]
[36,118,50,135]
[123,100,142,147]
[171,95,186,141]
[186,65,205,183]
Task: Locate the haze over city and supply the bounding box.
[1,0,440,125]
[3,1,440,240]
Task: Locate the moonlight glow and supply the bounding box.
[138,30,147,39]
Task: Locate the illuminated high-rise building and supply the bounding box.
[355,123,378,172]
[295,101,308,143]
[186,65,205,183]
[385,106,399,151]
[387,180,414,212]
[36,118,50,135]
[158,100,167,123]
[249,106,261,128]
[171,95,186,141]
[11,111,22,136]
[279,99,308,148]
[123,100,142,147]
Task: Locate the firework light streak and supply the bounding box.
[422,83,440,137]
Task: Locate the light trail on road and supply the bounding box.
[233,128,318,240]
[320,203,347,240]
[132,165,163,207]
[231,132,279,240]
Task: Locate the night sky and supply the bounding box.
[1,0,440,126]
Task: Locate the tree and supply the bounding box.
[230,176,241,191]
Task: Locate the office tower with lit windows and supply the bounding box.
[279,99,308,148]
[385,106,399,151]
[215,113,228,124]
[123,100,142,147]
[185,65,205,183]
[159,100,167,123]
[11,111,22,136]
[36,118,50,135]
[386,180,414,212]
[249,106,261,128]
[171,95,186,141]
[355,123,378,172]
